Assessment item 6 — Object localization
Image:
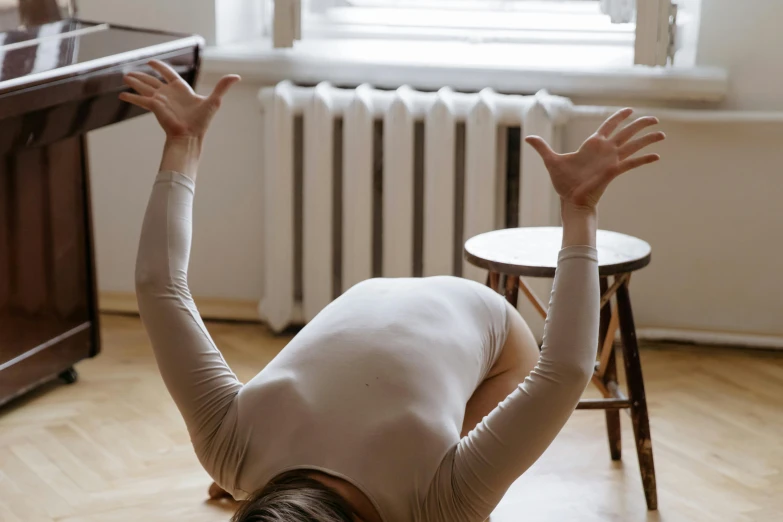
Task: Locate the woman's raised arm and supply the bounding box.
[425,109,664,522]
[123,61,245,484]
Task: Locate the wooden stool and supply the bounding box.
[464,227,657,510]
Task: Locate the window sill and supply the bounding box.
[202,38,727,102]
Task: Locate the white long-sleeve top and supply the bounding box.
[135,170,600,522]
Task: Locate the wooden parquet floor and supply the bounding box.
[1,314,782,522]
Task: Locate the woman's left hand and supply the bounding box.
[525,108,665,210]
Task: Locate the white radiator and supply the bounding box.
[259,82,573,333]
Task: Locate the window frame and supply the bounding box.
[271,0,682,67]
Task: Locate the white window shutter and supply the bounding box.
[634,0,677,66]
[273,0,302,48]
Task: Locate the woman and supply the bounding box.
[122,61,664,522]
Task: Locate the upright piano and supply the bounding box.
[0,0,204,407]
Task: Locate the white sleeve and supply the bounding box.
[424,245,600,522]
[135,170,244,487]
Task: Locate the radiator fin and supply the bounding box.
[260,81,296,332]
[423,88,456,278]
[382,86,416,278]
[302,83,334,321]
[463,89,499,283]
[342,85,375,293]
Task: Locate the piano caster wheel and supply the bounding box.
[59,368,78,384]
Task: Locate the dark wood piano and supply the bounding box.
[0,0,203,407]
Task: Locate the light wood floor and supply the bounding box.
[1,314,781,522]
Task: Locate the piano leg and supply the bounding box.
[0,135,100,407]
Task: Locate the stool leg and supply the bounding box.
[504,275,519,307]
[599,277,622,461]
[488,271,500,292]
[604,353,622,462]
[616,279,657,511]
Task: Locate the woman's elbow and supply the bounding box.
[135,262,172,295]
[557,358,595,391]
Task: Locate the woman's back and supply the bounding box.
[230,276,509,522]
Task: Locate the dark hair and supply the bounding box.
[231,470,357,522]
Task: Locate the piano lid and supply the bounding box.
[0,19,203,94]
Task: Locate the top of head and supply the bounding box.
[231,470,357,522]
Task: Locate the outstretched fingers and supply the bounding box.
[619,131,666,160]
[615,153,660,176]
[524,135,557,162]
[597,108,634,137]
[148,59,182,83]
[614,116,660,145]
[123,75,156,97]
[118,92,174,123]
[126,71,164,89]
[207,74,241,106]
[118,92,154,111]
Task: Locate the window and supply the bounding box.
[271,0,691,67]
[304,1,634,46]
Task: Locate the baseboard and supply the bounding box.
[99,292,262,322]
[100,292,783,349]
[637,327,783,350]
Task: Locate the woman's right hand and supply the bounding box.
[119,60,240,140]
[208,481,234,501]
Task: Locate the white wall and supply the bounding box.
[696,1,783,110]
[89,79,265,301]
[85,1,783,338]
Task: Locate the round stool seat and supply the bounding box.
[464,226,651,278]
